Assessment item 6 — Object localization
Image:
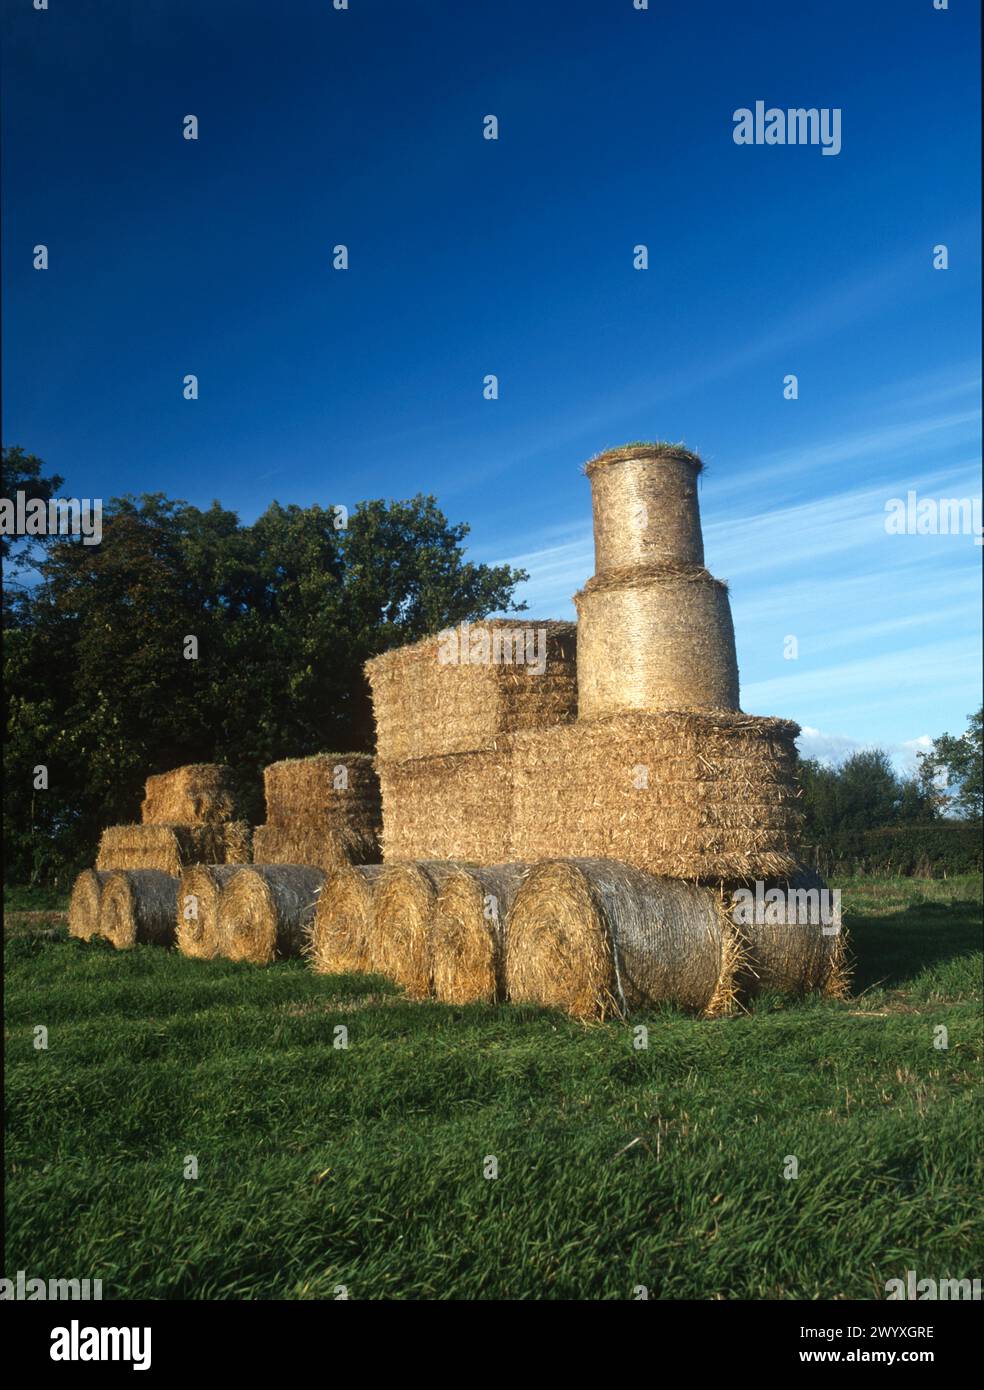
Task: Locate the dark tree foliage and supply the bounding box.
[3,477,526,885]
[917,708,983,822]
[798,748,936,844]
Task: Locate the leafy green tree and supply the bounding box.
[798,747,936,851]
[1,445,65,570]
[3,475,527,885]
[918,708,984,821]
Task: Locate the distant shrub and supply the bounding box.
[805,822,982,878]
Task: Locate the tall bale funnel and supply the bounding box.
[577,442,740,717]
[575,566,740,717]
[585,444,705,572]
[505,859,741,1021]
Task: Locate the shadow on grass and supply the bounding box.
[845,898,982,993]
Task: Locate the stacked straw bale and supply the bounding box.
[141,764,239,825]
[68,868,112,940]
[176,864,244,959]
[731,867,849,999]
[96,822,251,876]
[98,870,179,950]
[575,566,739,716]
[510,711,801,882]
[253,753,381,870]
[430,863,527,1004]
[576,445,739,717]
[307,864,388,975]
[377,747,512,863]
[586,444,705,571]
[218,865,325,965]
[505,858,741,1020]
[366,620,577,763]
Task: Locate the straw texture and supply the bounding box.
[366,620,577,763]
[585,446,705,571]
[505,858,740,1020]
[141,764,239,825]
[430,863,528,1004]
[575,565,740,716]
[96,822,251,875]
[252,823,377,872]
[732,868,850,999]
[68,869,112,940]
[307,864,388,975]
[373,861,470,998]
[218,865,325,965]
[176,864,244,959]
[377,748,513,863]
[98,870,179,950]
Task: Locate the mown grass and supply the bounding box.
[4,875,981,1300]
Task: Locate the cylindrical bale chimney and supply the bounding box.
[585,445,704,573]
[575,442,740,716]
[574,569,739,716]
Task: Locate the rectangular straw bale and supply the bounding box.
[96,822,251,876]
[377,747,512,864]
[262,753,381,833]
[252,821,378,872]
[366,620,577,762]
[141,764,238,825]
[509,711,803,882]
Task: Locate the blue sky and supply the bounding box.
[3,0,981,766]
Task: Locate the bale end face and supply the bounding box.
[98,870,179,950]
[68,869,111,941]
[176,865,244,959]
[429,864,527,1005]
[308,864,387,975]
[219,865,324,965]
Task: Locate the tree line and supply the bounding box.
[2,447,526,884]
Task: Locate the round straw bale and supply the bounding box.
[219,865,325,965]
[731,868,849,999]
[98,870,179,950]
[505,858,739,1021]
[176,864,244,959]
[430,864,528,1004]
[68,869,112,940]
[373,861,469,998]
[307,864,387,975]
[584,444,705,572]
[574,565,739,716]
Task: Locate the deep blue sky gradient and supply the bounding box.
[3,0,981,761]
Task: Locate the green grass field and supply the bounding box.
[4,875,982,1300]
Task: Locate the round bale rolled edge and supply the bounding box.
[505,858,742,1020]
